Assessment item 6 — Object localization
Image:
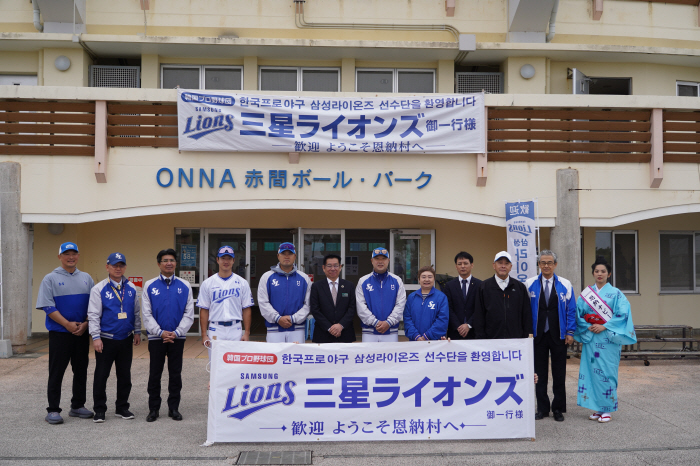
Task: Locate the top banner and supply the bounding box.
[177,90,485,154]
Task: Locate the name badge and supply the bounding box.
[342,293,348,297]
[117,312,127,320]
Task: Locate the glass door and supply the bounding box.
[390,229,435,292]
[299,229,344,284]
[203,229,250,281]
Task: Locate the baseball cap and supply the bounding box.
[58,242,79,254]
[217,245,235,258]
[107,252,127,265]
[278,242,296,254]
[494,251,512,263]
[372,247,389,258]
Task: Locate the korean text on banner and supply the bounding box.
[177,91,485,155]
[206,340,535,443]
[506,201,537,283]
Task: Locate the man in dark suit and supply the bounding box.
[309,254,356,343]
[525,250,576,422]
[443,252,482,340]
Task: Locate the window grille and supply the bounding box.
[90,66,141,88]
[455,72,503,94]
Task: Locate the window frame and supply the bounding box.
[355,68,436,93]
[258,66,341,92]
[659,230,699,294]
[595,230,639,294]
[676,81,700,97]
[160,65,243,90]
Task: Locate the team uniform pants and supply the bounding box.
[207,321,242,360]
[266,329,305,343]
[147,338,185,412]
[47,331,90,413]
[362,333,398,343]
[93,335,133,414]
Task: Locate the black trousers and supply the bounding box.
[93,335,133,414]
[47,331,90,413]
[534,332,568,414]
[147,338,185,411]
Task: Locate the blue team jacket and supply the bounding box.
[143,276,191,339]
[403,287,449,341]
[90,278,139,340]
[525,273,577,339]
[360,272,402,335]
[265,267,309,333]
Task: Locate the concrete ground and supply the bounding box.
[0,336,699,465]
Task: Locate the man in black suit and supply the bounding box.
[309,254,356,343]
[443,252,482,340]
[526,250,576,422]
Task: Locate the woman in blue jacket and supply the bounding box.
[404,266,449,341]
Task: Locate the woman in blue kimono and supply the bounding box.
[404,266,449,341]
[574,257,636,423]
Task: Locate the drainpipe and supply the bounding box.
[293,0,460,41]
[546,0,559,43]
[32,0,43,32]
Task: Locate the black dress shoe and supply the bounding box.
[535,411,548,420]
[168,409,183,421]
[146,410,159,422]
[553,410,565,422]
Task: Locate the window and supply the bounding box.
[161,65,242,90]
[0,75,37,86]
[259,67,340,92]
[677,81,700,97]
[660,232,700,293]
[356,69,435,93]
[595,231,638,293]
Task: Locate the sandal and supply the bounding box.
[598,413,612,423]
[589,412,602,420]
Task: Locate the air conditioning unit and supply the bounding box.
[455,72,503,94]
[89,66,141,88]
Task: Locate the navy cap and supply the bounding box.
[58,242,79,254]
[217,245,235,258]
[278,242,296,254]
[107,252,126,265]
[372,247,389,258]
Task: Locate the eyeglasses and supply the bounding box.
[324,264,341,269]
[539,261,555,266]
[160,259,176,263]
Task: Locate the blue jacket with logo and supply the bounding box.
[356,271,406,335]
[403,287,449,341]
[88,277,142,341]
[142,275,195,340]
[525,273,577,339]
[258,264,311,333]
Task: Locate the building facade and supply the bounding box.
[1,0,700,352]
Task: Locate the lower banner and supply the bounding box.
[206,339,535,443]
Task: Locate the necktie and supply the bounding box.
[461,279,467,301]
[331,281,337,305]
[165,278,171,286]
[544,280,550,333]
[115,283,121,291]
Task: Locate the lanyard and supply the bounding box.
[110,282,125,311]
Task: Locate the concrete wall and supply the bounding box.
[42,48,91,87]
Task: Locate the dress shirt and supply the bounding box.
[495,275,509,291]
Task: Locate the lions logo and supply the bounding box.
[151,288,160,296]
[391,284,395,291]
[127,290,133,297]
[366,284,374,292]
[272,279,280,287]
[428,301,436,310]
[178,287,183,294]
[105,291,114,300]
[297,281,301,286]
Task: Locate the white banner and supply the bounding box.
[206,339,535,443]
[506,200,537,283]
[177,90,485,154]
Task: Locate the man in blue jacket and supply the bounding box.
[525,250,576,422]
[356,247,406,342]
[36,242,95,425]
[142,249,194,423]
[258,242,311,343]
[88,252,141,423]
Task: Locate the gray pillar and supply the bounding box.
[550,169,581,294]
[0,162,30,354]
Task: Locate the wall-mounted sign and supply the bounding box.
[177,90,485,155]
